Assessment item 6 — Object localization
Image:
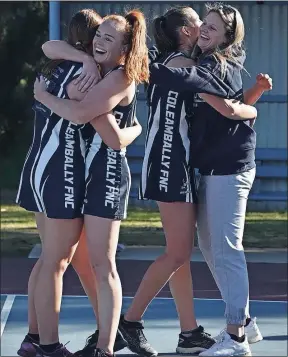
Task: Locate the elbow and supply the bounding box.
[229,106,258,121]
[42,42,55,59]
[41,42,48,54]
[70,112,83,125]
[252,107,258,119]
[105,132,125,150]
[222,104,238,120]
[73,107,92,124]
[115,136,127,150]
[106,139,122,151]
[228,107,238,119]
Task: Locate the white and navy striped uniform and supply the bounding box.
[16,61,88,219]
[139,51,197,203]
[83,66,134,220]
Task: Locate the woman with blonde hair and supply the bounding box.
[149,3,272,356]
[119,4,269,357]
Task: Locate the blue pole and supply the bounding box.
[49,1,60,40]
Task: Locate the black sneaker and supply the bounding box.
[118,315,158,357]
[176,326,216,354]
[74,330,127,356]
[93,349,114,357]
[35,344,73,357]
[17,335,39,357]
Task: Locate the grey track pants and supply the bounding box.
[197,168,256,325]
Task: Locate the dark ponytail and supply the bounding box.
[152,6,199,55]
[153,15,176,54]
[41,9,102,78]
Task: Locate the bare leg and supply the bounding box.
[85,215,122,355]
[27,212,45,334]
[71,228,99,326]
[169,260,197,331]
[34,218,83,344]
[125,202,195,321]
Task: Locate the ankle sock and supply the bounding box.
[181,326,201,337]
[245,318,251,327]
[95,349,114,356]
[228,333,245,343]
[39,342,61,353]
[27,333,40,343]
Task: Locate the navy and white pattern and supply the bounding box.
[139,51,197,203]
[16,61,88,219]
[148,45,160,64]
[83,66,135,220]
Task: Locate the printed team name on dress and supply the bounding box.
[105,148,119,208]
[104,110,123,208]
[64,122,77,208]
[159,91,178,192]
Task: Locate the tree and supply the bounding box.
[0,1,48,156]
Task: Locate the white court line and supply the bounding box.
[1,295,15,336]
[1,293,286,304]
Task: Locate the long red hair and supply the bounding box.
[104,10,149,84]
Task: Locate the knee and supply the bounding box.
[41,253,71,275]
[91,256,118,282]
[163,250,191,271]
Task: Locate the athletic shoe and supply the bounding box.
[93,349,114,357]
[245,317,263,344]
[35,344,73,357]
[118,315,158,357]
[215,317,263,344]
[17,335,38,357]
[176,325,216,354]
[74,330,127,356]
[199,331,251,356]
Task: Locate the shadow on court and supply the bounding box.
[263,335,288,341]
[1,295,287,357]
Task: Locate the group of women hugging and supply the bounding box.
[16,3,272,357]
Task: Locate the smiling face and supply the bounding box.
[93,20,125,67]
[197,11,227,52]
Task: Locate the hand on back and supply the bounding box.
[74,56,102,93]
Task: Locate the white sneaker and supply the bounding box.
[214,317,263,345]
[199,331,252,356]
[245,317,263,344]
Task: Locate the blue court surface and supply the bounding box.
[1,295,287,356]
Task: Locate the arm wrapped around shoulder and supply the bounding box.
[149,55,232,97]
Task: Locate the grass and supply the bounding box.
[1,191,287,256]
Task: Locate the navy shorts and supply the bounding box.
[83,133,131,220]
[16,113,87,219]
